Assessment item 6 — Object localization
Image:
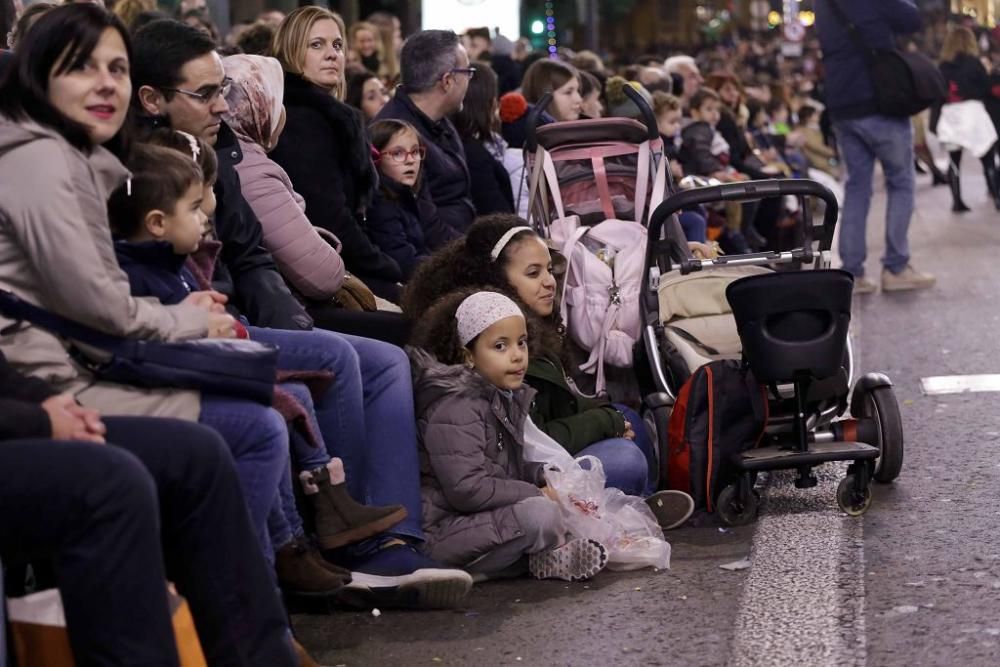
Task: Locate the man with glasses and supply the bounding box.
[132,18,312,330]
[376,29,476,239]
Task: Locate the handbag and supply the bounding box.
[0,291,278,405]
[827,0,946,118]
[7,587,207,667]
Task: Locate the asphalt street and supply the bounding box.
[293,164,1000,667]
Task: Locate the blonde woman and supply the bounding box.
[348,20,384,77]
[935,25,999,211]
[269,6,404,301]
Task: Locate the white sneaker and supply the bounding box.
[528,538,608,582]
[882,265,936,292]
[853,276,879,295]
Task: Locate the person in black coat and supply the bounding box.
[269,69,404,301]
[452,62,515,217]
[935,25,999,211]
[375,29,477,236]
[131,19,312,330]
[0,350,298,666]
[367,119,457,280]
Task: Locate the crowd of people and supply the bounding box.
[0,0,988,664]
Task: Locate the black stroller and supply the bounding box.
[637,179,904,525]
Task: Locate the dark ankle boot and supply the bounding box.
[948,165,970,212]
[301,464,408,550]
[276,537,350,596]
[983,161,1000,210]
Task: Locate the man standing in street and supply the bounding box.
[816,0,935,293]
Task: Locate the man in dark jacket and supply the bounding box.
[376,29,476,236]
[816,0,934,293]
[131,19,312,329]
[0,351,297,666]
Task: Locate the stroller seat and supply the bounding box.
[724,269,877,483]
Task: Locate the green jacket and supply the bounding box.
[527,353,626,455]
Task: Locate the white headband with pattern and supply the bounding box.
[456,292,524,346]
[176,130,201,161]
[489,226,535,262]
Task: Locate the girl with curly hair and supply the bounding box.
[408,288,609,581]
[403,216,694,528]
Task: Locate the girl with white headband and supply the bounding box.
[403,215,696,530]
[408,288,609,581]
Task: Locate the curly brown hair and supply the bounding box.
[402,214,564,359]
[410,286,556,367]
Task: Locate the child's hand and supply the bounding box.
[207,313,237,338]
[622,421,636,440]
[184,290,228,313]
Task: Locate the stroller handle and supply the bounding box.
[524,92,553,153]
[621,84,660,142]
[523,85,660,152]
[646,178,839,273]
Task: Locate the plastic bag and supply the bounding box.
[522,417,671,571]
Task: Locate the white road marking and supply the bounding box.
[920,374,1000,395]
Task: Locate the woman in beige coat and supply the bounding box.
[0,4,289,559]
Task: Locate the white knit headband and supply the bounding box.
[489,226,535,262]
[456,292,524,346]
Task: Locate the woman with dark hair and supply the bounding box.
[451,61,514,215]
[403,216,695,528]
[345,65,388,121]
[0,5,297,664]
[269,6,404,301]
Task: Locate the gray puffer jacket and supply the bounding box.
[410,349,546,566]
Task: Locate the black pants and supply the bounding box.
[307,301,412,347]
[0,418,296,667]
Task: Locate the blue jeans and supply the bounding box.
[679,210,708,243]
[248,326,424,542]
[833,115,915,277]
[578,404,651,497]
[198,396,290,559]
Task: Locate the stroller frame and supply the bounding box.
[639,179,904,524]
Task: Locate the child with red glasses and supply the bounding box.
[366,119,460,281]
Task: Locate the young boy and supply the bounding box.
[679,87,749,184]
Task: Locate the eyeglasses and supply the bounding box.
[160,77,233,105]
[378,146,427,163]
[448,67,477,80]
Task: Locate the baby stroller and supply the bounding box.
[523,85,668,235]
[522,88,668,396]
[638,178,904,525]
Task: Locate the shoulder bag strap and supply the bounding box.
[825,0,877,63]
[0,291,129,354]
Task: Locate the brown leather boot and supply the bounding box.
[275,537,350,597]
[300,463,407,550]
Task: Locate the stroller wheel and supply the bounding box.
[836,474,872,517]
[716,483,759,527]
[851,384,904,483]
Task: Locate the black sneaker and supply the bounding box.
[645,490,695,530]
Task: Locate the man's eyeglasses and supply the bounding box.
[378,147,427,163]
[160,77,233,104]
[448,67,477,80]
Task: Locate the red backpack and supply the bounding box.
[666,360,768,512]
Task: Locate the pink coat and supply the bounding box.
[234,138,345,300]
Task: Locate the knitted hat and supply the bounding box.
[499,92,555,149]
[604,77,653,120]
